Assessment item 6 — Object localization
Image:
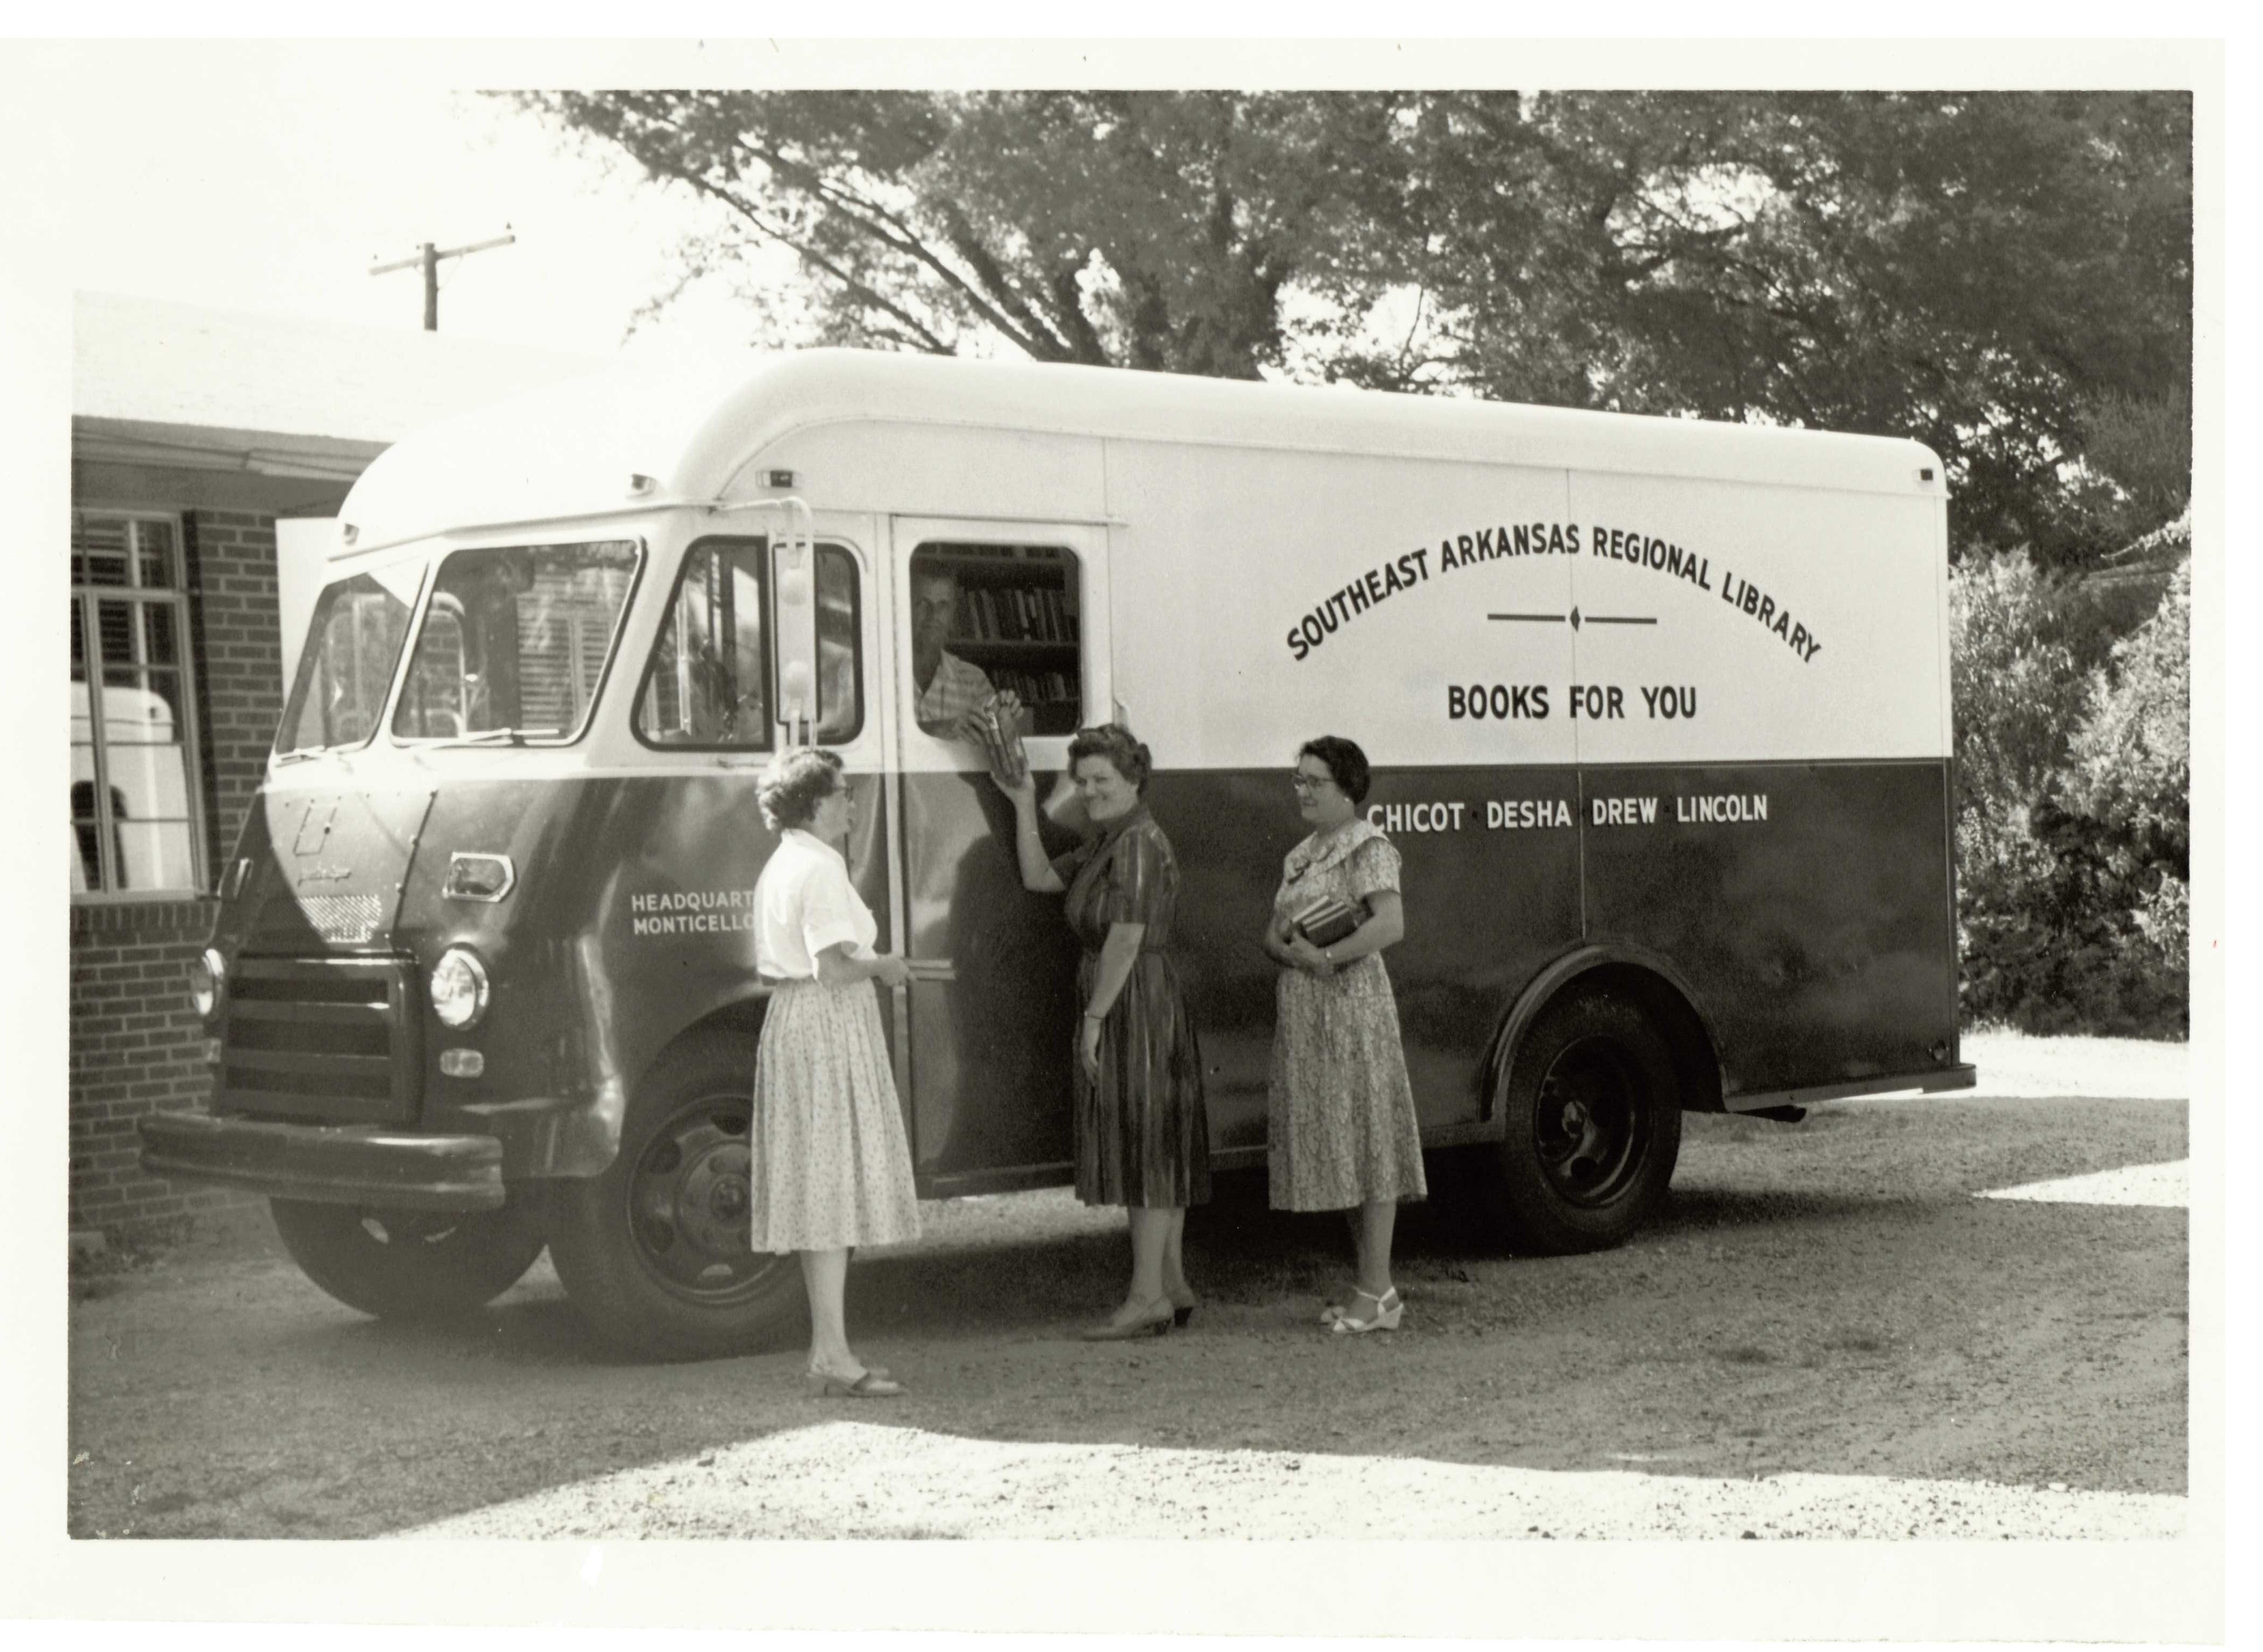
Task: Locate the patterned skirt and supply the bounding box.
[1267,956,1428,1211]
[1075,950,1211,1209]
[748,978,922,1253]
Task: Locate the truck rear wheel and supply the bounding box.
[546,1031,805,1361]
[1486,990,1682,1253]
[268,1196,546,1321]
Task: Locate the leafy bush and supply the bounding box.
[1952,553,2189,1037]
[1948,550,2089,913]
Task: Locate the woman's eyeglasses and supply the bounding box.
[1290,772,1335,793]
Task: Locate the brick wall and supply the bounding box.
[187,510,286,870]
[68,508,285,1237]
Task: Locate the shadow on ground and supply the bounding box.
[68,1096,2188,1538]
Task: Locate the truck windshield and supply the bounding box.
[275,566,422,755]
[391,541,641,744]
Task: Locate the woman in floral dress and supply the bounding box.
[1262,736,1427,1333]
[747,747,921,1396]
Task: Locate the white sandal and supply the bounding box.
[1328,1286,1403,1334]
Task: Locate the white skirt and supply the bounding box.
[747,978,921,1252]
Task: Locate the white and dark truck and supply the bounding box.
[143,349,1973,1356]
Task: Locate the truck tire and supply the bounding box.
[268,1196,546,1320]
[1486,990,1682,1254]
[546,1030,806,1361]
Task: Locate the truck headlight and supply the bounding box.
[188,948,226,1021]
[429,946,490,1030]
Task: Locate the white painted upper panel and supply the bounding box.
[1563,473,1949,762]
[335,348,1945,556]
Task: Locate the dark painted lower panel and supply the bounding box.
[903,758,1956,1176]
[1578,762,1958,1097]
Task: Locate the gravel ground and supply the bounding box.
[66,1036,2189,1543]
[400,1418,2182,1540]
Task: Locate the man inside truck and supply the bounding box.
[909,563,998,739]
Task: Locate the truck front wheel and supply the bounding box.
[1486,991,1682,1254]
[546,1031,805,1360]
[268,1196,546,1320]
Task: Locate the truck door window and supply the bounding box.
[908,542,1082,736]
[391,541,641,743]
[637,538,862,750]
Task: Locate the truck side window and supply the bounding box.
[908,542,1081,737]
[636,538,862,750]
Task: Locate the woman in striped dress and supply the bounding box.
[748,747,921,1396]
[995,724,1210,1340]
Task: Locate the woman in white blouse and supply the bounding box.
[748,747,920,1397]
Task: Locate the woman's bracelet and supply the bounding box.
[1083,1009,1106,1022]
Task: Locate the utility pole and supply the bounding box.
[369,228,516,331]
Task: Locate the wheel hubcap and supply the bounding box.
[1533,1036,1648,1207]
[628,1096,780,1302]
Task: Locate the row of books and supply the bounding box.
[986,667,1078,707]
[956,584,1078,644]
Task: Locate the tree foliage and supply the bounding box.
[517,89,2189,565]
[1951,555,2188,1038]
[1391,92,2192,562]
[516,89,2188,564]
[514,91,1402,379]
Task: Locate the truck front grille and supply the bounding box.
[220,957,423,1125]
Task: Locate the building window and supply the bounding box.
[70,509,207,896]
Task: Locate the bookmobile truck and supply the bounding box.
[142,350,1974,1358]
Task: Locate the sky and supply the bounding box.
[65,52,772,361]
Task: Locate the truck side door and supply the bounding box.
[887,517,1111,1191]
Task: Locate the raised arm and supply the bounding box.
[998,774,1068,894]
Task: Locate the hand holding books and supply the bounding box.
[1291,894,1363,950]
[968,691,1031,792]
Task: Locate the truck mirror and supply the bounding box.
[769,499,820,746]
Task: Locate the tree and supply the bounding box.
[515,90,2191,563]
[511,91,1407,379]
[1391,91,2192,563]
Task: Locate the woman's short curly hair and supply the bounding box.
[1298,735,1372,805]
[757,746,845,832]
[1067,722,1153,794]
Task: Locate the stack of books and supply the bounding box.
[1292,894,1363,949]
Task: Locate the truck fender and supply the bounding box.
[1479,940,1723,1125]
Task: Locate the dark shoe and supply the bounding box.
[1166,1287,1200,1327]
[1081,1298,1174,1341]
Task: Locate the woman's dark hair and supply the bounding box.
[1068,722,1153,794]
[1298,735,1371,805]
[757,746,846,831]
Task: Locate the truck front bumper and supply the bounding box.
[138,1111,507,1213]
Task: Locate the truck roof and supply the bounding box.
[335,348,1945,556]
